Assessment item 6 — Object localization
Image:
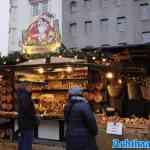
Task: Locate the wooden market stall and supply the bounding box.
[82,44,150,150]
[0,44,149,149]
[14,56,89,141]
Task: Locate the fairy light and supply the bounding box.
[37,68,44,74]
[118,79,122,84]
[92,56,96,60]
[59,55,62,58]
[102,58,106,62]
[106,72,114,79]
[74,55,78,59]
[66,66,72,73]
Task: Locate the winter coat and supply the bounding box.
[16,88,39,130]
[64,95,98,150]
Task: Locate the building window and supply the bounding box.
[84,0,92,9]
[100,18,109,32]
[102,0,109,8]
[117,16,128,32]
[32,3,39,16]
[84,21,92,34]
[11,7,17,22]
[114,0,121,7]
[142,32,150,43]
[42,0,48,13]
[70,1,77,13]
[140,3,150,20]
[69,23,77,36]
[11,28,17,45]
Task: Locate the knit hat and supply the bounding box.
[68,86,82,96]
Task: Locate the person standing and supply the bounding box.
[16,83,39,150]
[64,87,98,150]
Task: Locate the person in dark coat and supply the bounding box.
[64,87,98,150]
[16,83,39,150]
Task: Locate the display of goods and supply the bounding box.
[0,128,12,140]
[96,115,150,129]
[0,77,14,112]
[0,111,17,118]
[127,81,141,100]
[48,68,88,80]
[107,85,122,98]
[34,94,66,115]
[140,85,150,101]
[48,80,88,90]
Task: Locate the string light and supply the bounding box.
[102,58,106,62]
[118,79,122,84]
[92,56,96,60]
[37,68,44,74]
[66,66,72,73]
[59,55,62,58]
[74,55,78,59]
[106,72,114,79]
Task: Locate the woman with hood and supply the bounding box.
[64,86,98,150]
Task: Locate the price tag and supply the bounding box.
[106,122,123,135]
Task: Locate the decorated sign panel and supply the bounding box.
[22,12,61,55]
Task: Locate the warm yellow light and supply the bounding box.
[66,66,72,73]
[118,79,122,84]
[92,56,96,60]
[102,58,106,62]
[74,55,78,59]
[59,55,62,58]
[106,72,114,79]
[16,58,20,62]
[38,68,44,74]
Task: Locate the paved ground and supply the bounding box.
[0,143,65,150]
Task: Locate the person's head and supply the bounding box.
[68,86,82,99]
[26,83,32,92]
[17,82,32,92]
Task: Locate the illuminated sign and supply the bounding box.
[22,13,61,55]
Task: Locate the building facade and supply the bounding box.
[62,0,150,49]
[8,0,62,53]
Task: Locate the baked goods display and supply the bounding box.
[48,80,88,90]
[96,114,150,129]
[33,93,66,116]
[0,77,14,112]
[29,68,88,116]
[47,68,88,90]
[48,68,88,80]
[0,111,17,118]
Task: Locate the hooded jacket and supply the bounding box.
[64,93,98,150]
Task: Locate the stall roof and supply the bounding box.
[17,56,86,66]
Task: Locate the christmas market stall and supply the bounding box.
[82,44,150,150]
[14,57,88,140]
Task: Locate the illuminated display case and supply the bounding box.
[15,65,88,116]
